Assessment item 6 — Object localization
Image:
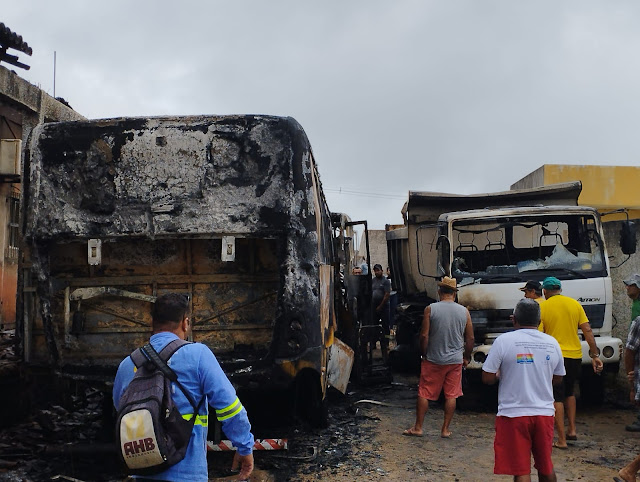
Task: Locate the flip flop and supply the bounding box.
[553,442,568,450]
[566,434,578,441]
[613,477,626,482]
[402,428,423,437]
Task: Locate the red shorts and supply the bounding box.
[418,360,463,400]
[494,415,555,476]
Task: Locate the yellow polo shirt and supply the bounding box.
[538,294,588,359]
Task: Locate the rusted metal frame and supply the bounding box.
[192,323,271,331]
[249,238,256,275]
[63,287,71,346]
[195,291,278,325]
[22,265,33,362]
[59,291,276,330]
[186,238,194,318]
[29,323,271,335]
[71,302,148,327]
[69,287,156,303]
[52,371,119,383]
[58,274,278,287]
[31,326,148,334]
[61,287,155,342]
[33,244,60,364]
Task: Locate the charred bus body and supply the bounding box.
[19,115,354,425]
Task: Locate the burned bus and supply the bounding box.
[19,115,354,425]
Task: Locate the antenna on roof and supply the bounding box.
[53,51,56,97]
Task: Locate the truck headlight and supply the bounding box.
[473,352,486,363]
[602,346,614,359]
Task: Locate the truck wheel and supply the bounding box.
[294,370,328,428]
[579,368,604,406]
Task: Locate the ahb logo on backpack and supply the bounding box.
[120,410,163,467]
[115,340,202,475]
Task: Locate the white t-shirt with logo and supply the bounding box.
[482,328,565,417]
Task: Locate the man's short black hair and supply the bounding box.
[513,298,540,327]
[152,293,190,327]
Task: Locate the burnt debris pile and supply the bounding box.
[0,330,18,375]
[0,388,119,481]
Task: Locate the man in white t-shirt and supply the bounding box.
[482,298,565,482]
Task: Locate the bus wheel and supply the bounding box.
[294,370,328,428]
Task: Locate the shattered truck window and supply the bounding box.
[451,214,605,282]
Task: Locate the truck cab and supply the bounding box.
[387,182,628,402]
[437,206,621,372]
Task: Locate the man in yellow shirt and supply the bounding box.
[539,277,603,449]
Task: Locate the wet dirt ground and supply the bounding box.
[298,374,638,482]
[0,370,637,481]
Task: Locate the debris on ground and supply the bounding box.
[0,356,637,481]
[0,330,18,376]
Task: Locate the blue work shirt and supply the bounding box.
[113,332,254,481]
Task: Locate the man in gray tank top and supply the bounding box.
[403,277,474,438]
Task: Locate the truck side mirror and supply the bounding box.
[621,221,637,255]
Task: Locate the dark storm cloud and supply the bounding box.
[6,1,640,228]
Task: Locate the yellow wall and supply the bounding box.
[541,165,640,221]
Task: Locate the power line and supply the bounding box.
[325,187,406,200]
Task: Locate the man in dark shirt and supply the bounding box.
[372,263,391,356]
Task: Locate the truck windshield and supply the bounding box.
[449,214,606,283]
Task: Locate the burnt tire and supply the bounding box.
[294,371,328,428]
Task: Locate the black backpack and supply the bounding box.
[115,339,202,475]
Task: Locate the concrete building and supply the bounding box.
[358,229,389,275]
[0,61,84,327]
[512,164,640,347]
[512,164,640,221]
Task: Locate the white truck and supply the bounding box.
[387,182,633,403]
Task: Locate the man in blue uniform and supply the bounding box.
[113,293,254,481]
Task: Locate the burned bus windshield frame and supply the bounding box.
[448,213,607,283]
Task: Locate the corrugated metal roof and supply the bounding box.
[0,22,32,70]
[0,23,32,55]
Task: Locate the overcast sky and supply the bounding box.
[6,2,640,229]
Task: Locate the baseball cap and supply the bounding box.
[542,277,562,290]
[518,280,542,292]
[624,273,640,289]
[373,263,383,271]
